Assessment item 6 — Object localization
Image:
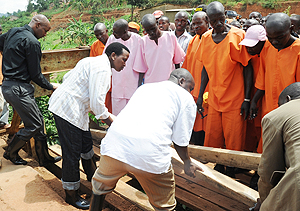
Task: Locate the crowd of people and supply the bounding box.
[1,1,300,210]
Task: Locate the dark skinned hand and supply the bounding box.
[240,101,250,120]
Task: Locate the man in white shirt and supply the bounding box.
[89,68,202,211]
[174,11,193,54]
[48,42,130,210]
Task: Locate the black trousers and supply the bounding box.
[2,80,46,141]
[53,113,93,190]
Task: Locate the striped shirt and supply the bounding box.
[49,54,111,131]
[174,30,192,53]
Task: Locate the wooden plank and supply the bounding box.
[171,148,259,207]
[8,110,21,136]
[176,186,225,211]
[90,128,106,140]
[188,145,261,171]
[49,144,153,211]
[174,169,249,211]
[40,48,90,74]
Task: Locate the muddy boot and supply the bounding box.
[35,138,61,166]
[81,156,97,182]
[89,193,106,211]
[3,134,27,165]
[65,189,90,210]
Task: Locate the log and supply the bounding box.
[171,148,259,207]
[9,110,21,136]
[174,168,249,210]
[188,145,261,171]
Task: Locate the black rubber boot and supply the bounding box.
[35,138,61,166]
[89,193,106,211]
[65,189,90,210]
[3,134,27,165]
[81,156,97,182]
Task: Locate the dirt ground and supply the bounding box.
[48,1,300,32]
[0,136,115,211]
[49,7,133,31]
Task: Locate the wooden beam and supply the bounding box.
[40,48,90,74]
[171,148,259,207]
[188,145,261,171]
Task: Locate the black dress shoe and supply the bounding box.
[3,152,27,165]
[65,190,90,210]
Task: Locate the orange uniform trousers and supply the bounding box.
[204,106,246,151]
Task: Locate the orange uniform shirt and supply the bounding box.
[89,39,112,113]
[197,27,251,112]
[182,35,202,98]
[182,35,207,131]
[255,39,300,117]
[90,40,105,57]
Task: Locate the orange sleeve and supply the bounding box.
[296,53,300,82]
[90,40,105,57]
[230,29,251,66]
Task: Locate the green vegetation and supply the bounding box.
[63,14,94,46]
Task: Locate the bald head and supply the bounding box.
[94,22,109,44]
[278,82,300,106]
[192,11,209,36]
[206,1,225,17]
[113,19,128,31]
[290,15,300,34]
[265,13,292,50]
[94,23,107,32]
[249,11,262,22]
[193,11,208,21]
[28,14,51,39]
[29,14,50,26]
[141,14,157,28]
[266,13,291,33]
[113,19,130,40]
[175,11,189,19]
[243,19,259,31]
[169,68,195,93]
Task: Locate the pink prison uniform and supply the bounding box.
[133,31,185,83]
[104,33,142,115]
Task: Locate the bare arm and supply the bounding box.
[240,62,253,120]
[196,66,209,114]
[250,89,265,119]
[174,143,203,177]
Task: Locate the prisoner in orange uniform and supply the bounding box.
[90,23,112,113]
[196,1,252,177]
[182,11,209,145]
[250,13,300,153]
[239,25,267,153]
